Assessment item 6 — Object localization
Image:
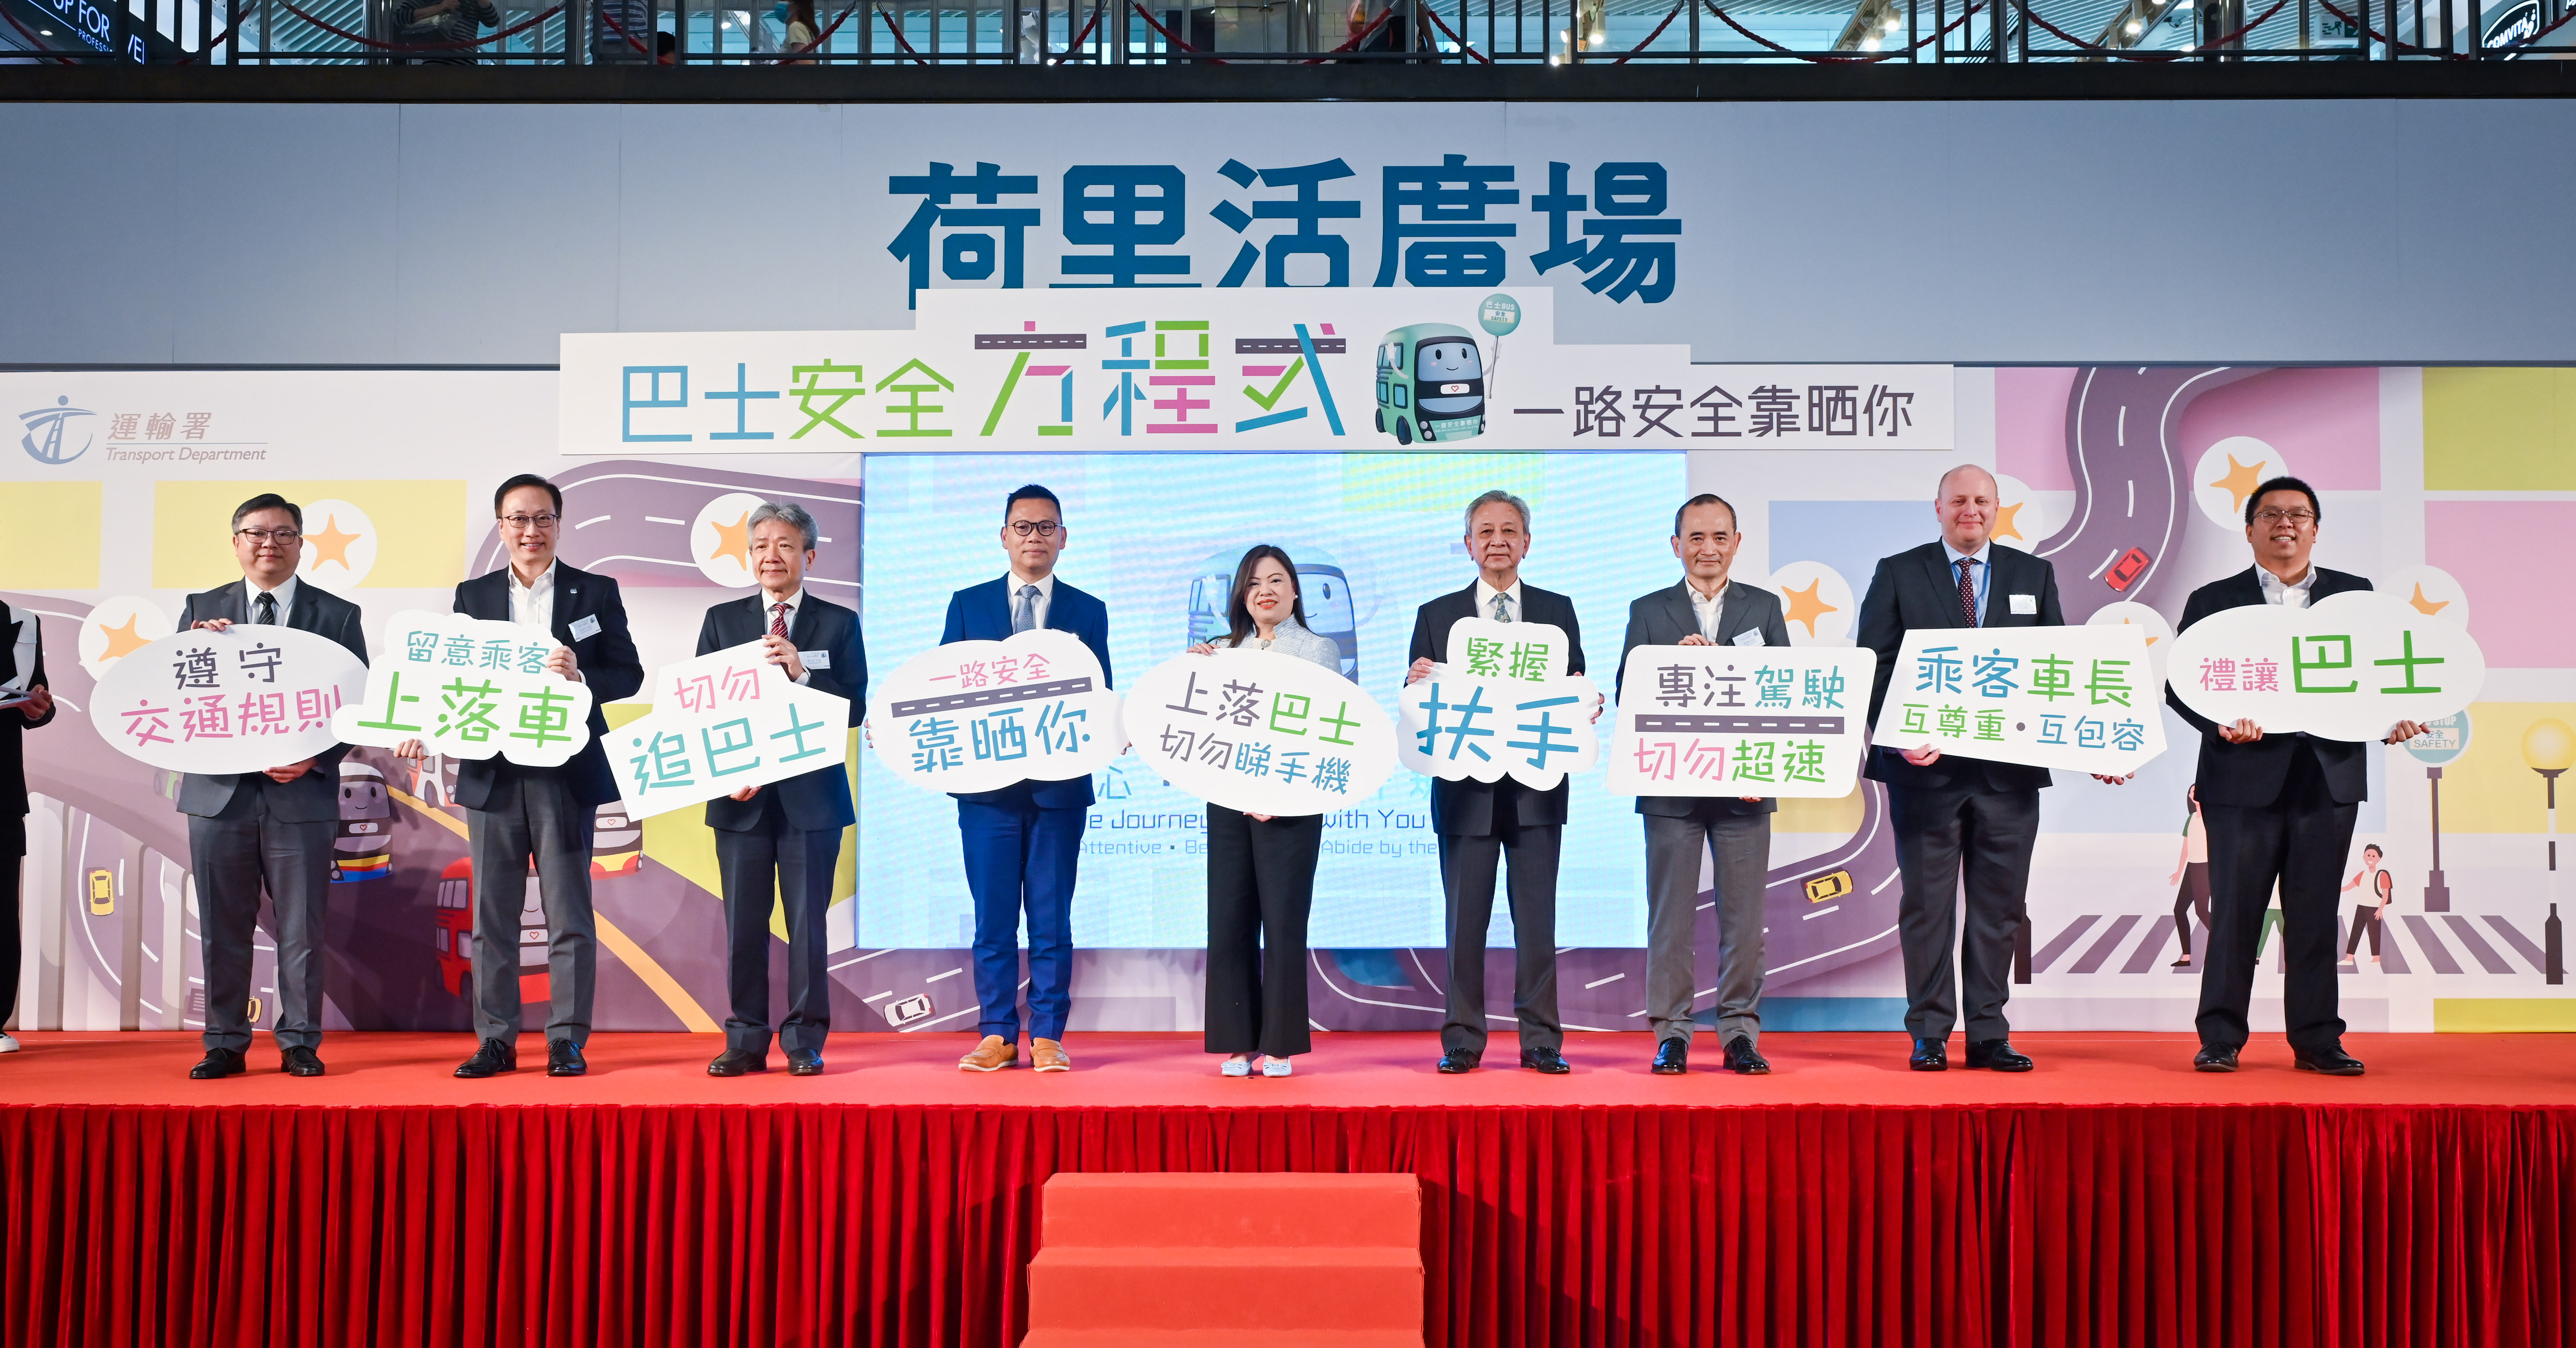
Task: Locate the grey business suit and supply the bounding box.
[176,580,368,1054]
[1616,580,1790,1046]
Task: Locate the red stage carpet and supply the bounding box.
[5,1030,2573,1346]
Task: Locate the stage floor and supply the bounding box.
[11,1029,2576,1108]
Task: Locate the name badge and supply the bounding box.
[569,614,602,641]
[802,649,831,670]
[1730,629,1765,647]
[2008,594,2037,616]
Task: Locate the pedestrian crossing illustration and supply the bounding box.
[2031,911,2555,977]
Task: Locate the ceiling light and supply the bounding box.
[2125,18,2143,32]
[1883,13,1902,28]
[1861,34,1881,47]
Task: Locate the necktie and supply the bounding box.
[255,591,277,626]
[1489,592,1513,623]
[770,602,789,639]
[1013,584,1040,634]
[1955,559,1977,628]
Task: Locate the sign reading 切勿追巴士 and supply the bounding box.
[332,611,595,767]
[92,626,369,775]
[2166,590,2485,742]
[558,291,1952,456]
[1124,648,1397,817]
[866,629,1124,794]
[1868,625,2165,778]
[615,641,854,821]
[1607,646,1876,799]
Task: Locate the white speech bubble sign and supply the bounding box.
[866,628,1124,794]
[1124,648,1396,815]
[2166,589,2485,742]
[95,625,368,775]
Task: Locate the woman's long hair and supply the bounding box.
[1225,544,1308,648]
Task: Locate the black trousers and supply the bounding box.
[1203,805,1320,1058]
[1887,782,2040,1041]
[714,797,842,1057]
[1438,818,1564,1057]
[2198,742,2355,1053]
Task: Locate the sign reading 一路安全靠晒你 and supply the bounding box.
[613,641,854,820]
[558,291,1952,456]
[866,628,1124,794]
[1124,648,1397,816]
[2166,590,2485,742]
[1396,616,1602,791]
[1868,625,2164,778]
[93,626,370,775]
[331,611,595,767]
[1607,645,1876,798]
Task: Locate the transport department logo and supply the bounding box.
[19,396,95,465]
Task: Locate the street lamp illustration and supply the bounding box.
[2521,717,2574,985]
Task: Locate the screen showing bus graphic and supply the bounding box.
[1374,323,1485,445]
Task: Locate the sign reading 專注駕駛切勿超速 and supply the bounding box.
[1396,617,1602,791]
[92,626,369,775]
[866,629,1123,794]
[1607,646,1876,798]
[330,611,594,768]
[1868,625,2164,777]
[2166,590,2485,743]
[1123,649,1397,816]
[613,641,854,821]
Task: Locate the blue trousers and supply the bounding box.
[958,797,1085,1041]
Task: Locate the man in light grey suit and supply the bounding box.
[1616,493,1788,1077]
[177,493,368,1080]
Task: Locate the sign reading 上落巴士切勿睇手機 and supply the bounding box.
[557,291,1952,456]
[1123,648,1398,817]
[1868,625,2165,778]
[331,610,595,768]
[91,626,370,775]
[1396,616,1602,792]
[612,641,854,821]
[866,628,1124,794]
[2166,590,2485,742]
[1607,646,1877,799]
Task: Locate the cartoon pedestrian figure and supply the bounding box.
[2337,843,2394,968]
[2168,785,2212,969]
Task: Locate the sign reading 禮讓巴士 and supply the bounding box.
[2167,590,2485,743]
[866,629,1124,794]
[93,626,368,775]
[1868,625,2164,778]
[613,641,854,821]
[331,611,595,767]
[1396,617,1602,791]
[1607,645,1876,799]
[1123,648,1397,817]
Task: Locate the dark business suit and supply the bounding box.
[1,604,56,1032]
[2168,566,2373,1055]
[453,562,644,1046]
[1856,541,2063,1042]
[1616,580,1790,1046]
[696,593,867,1058]
[942,575,1112,1043]
[176,580,367,1054]
[1408,582,1585,1058]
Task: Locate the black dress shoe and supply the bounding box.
[189,1047,247,1080]
[1650,1037,1689,1074]
[2294,1045,2366,1077]
[547,1038,587,1077]
[454,1038,517,1078]
[2193,1045,2241,1073]
[786,1049,824,1077]
[1908,1037,1948,1071]
[1964,1038,2034,1073]
[281,1045,326,1077]
[1722,1035,1772,1076]
[1436,1048,1479,1074]
[1519,1046,1570,1075]
[707,1048,767,1077]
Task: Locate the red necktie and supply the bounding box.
[1956,559,1978,628]
[770,602,789,640]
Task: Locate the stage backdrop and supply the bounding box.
[7,359,2575,1036]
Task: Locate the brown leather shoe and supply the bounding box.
[957,1034,1017,1072]
[1030,1037,1071,1073]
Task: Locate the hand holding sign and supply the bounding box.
[867,629,1123,794]
[2167,590,2483,743]
[1397,617,1602,790]
[334,611,595,768]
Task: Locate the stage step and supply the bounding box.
[1023,1173,1423,1347]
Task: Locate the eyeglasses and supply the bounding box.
[235,528,302,544]
[2251,509,2317,526]
[500,513,562,531]
[1007,520,1062,538]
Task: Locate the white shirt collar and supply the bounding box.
[760,587,806,616]
[1006,571,1055,601]
[508,560,559,597]
[1683,576,1728,606]
[1942,539,1992,569]
[2256,563,2317,606]
[245,573,298,620]
[1474,577,1526,617]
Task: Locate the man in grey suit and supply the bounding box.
[1616,493,1789,1077]
[178,493,368,1080]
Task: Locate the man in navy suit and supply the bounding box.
[698,501,867,1078]
[944,484,1111,1073]
[446,474,644,1080]
[176,493,369,1079]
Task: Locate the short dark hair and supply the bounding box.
[2363,843,2382,857]
[1672,492,1738,538]
[2246,475,2320,527]
[494,473,563,516]
[231,492,302,531]
[1004,484,1062,522]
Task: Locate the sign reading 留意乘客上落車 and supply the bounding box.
[331,610,595,768]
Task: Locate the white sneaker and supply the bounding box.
[0,1032,18,1053]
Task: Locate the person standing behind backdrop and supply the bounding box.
[1187,546,1344,1078]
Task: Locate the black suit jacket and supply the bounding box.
[175,581,369,822]
[451,562,645,811]
[0,603,56,820]
[1407,581,1587,836]
[1855,541,2064,794]
[2166,566,2374,809]
[696,593,867,834]
[1616,579,1794,818]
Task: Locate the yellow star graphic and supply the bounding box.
[1991,500,2025,542]
[305,513,362,570]
[706,510,751,568]
[2409,582,2450,616]
[2207,453,2269,514]
[1780,578,1839,637]
[97,612,150,660]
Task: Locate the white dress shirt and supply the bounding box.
[759,587,813,685]
[1006,572,1056,631]
[245,574,299,625]
[1473,577,1527,624]
[507,561,558,632]
[2256,563,2318,609]
[1684,579,1728,640]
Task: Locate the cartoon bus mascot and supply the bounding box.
[1375,324,1486,445]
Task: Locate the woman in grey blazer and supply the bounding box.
[1189,545,1343,1077]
